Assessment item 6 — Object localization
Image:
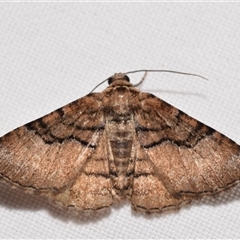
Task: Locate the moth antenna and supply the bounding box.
[133,71,148,88]
[90,69,208,93]
[126,69,208,81]
[90,77,109,93]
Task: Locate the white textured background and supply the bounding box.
[1,3,240,239]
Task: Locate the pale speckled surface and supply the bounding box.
[0,2,240,239]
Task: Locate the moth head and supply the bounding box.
[108,73,130,85]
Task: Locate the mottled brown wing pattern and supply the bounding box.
[0,92,113,210]
[132,91,240,212]
[132,138,191,212]
[1,72,240,214]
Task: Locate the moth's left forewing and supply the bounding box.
[0,92,113,210]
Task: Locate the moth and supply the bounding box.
[0,71,240,213]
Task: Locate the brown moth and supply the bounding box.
[0,72,240,213]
